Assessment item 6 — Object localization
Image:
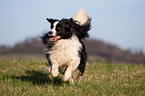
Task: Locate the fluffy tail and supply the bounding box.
[72,8,91,39]
[73,8,90,26]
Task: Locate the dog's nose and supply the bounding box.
[48,31,53,35]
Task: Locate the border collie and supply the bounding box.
[40,8,91,84]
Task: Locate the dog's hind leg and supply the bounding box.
[73,68,82,82]
[44,66,51,73]
[77,72,82,82]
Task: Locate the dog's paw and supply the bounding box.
[63,75,70,81]
[52,69,58,77]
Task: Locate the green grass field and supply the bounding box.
[0,56,144,96]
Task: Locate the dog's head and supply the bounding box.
[46,18,74,41]
[41,8,91,46]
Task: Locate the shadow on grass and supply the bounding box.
[11,70,64,86]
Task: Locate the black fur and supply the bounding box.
[73,18,91,39]
[46,18,59,29]
[39,33,54,48]
[55,19,73,39]
[78,40,87,76]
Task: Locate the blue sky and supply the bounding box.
[0,0,145,53]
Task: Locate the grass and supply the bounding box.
[0,56,145,96]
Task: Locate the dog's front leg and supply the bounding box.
[63,65,73,81]
[51,63,59,77]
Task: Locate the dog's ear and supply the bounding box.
[46,18,58,24]
[69,18,75,25]
[46,18,54,23]
[69,18,73,23]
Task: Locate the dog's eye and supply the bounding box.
[56,24,62,30]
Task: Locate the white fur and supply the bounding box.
[49,21,59,36]
[48,35,82,81]
[73,8,89,25]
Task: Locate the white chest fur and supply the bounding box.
[48,35,82,67]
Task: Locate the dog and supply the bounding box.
[40,8,91,84]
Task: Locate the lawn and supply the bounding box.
[0,56,144,96]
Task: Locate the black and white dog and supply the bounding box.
[41,8,91,84]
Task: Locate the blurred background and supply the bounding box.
[0,0,145,64]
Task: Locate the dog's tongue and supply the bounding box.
[49,36,60,42]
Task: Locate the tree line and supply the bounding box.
[0,37,145,64]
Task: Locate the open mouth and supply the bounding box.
[49,36,61,42]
